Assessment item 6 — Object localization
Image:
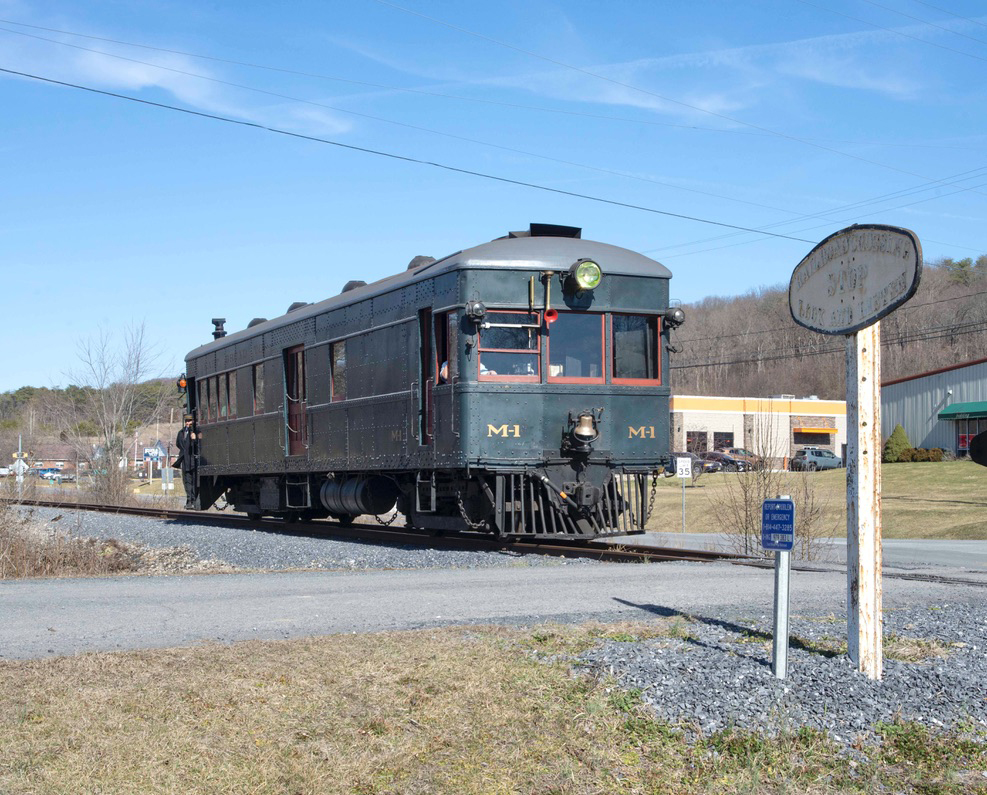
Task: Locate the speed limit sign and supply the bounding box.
[676,456,692,479]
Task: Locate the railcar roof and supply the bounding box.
[187,234,671,359]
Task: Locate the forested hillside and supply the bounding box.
[669,255,987,399]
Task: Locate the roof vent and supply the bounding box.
[247,318,267,328]
[509,223,582,239]
[407,255,436,270]
[211,318,226,339]
[342,280,367,293]
[286,302,308,313]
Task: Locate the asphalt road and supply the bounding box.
[2,562,983,660]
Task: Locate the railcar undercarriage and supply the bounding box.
[212,466,655,539]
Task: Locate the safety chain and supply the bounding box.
[456,490,488,531]
[374,511,400,526]
[646,472,659,521]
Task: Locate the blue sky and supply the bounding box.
[2,0,985,391]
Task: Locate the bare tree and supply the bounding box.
[706,410,839,560]
[51,324,172,504]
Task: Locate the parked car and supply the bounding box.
[0,466,9,477]
[716,447,764,469]
[670,452,723,474]
[37,467,62,479]
[790,447,843,471]
[700,451,751,472]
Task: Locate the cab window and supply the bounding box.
[478,311,540,381]
[548,312,603,383]
[612,314,660,383]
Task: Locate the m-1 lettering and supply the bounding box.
[628,426,656,438]
[487,424,521,438]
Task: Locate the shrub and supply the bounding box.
[883,424,911,463]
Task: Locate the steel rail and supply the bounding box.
[15,498,749,564]
[14,498,987,585]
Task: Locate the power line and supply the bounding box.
[674,287,987,345]
[858,0,987,47]
[796,0,987,63]
[911,1,987,31]
[0,24,811,216]
[671,319,987,370]
[656,173,987,260]
[1,16,980,153]
[372,0,984,183]
[656,164,987,252]
[0,65,820,243]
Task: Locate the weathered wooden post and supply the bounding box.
[788,224,921,680]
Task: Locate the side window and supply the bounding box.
[198,380,209,424]
[209,376,219,422]
[228,371,237,419]
[612,314,660,383]
[548,312,603,382]
[253,363,265,414]
[435,311,452,384]
[331,341,347,402]
[218,373,229,419]
[478,311,540,381]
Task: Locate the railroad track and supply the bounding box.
[15,498,987,586]
[18,497,748,565]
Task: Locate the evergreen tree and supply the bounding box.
[883,424,911,463]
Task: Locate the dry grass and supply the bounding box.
[1,624,984,795]
[647,460,987,540]
[0,504,140,579]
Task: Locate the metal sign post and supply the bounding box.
[675,456,692,533]
[789,224,922,681]
[762,496,795,679]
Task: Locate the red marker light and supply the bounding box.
[545,309,559,324]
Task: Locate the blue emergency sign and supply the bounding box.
[761,498,795,551]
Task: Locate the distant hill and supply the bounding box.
[669,255,987,399]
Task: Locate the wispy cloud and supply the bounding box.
[0,21,353,136]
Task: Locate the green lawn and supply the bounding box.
[649,460,987,540]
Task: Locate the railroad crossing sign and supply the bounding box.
[12,459,28,477]
[789,223,923,681]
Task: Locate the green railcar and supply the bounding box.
[180,224,683,539]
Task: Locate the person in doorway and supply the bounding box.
[174,414,200,508]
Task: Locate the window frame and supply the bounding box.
[546,311,605,385]
[330,341,347,402]
[610,313,662,385]
[477,310,541,383]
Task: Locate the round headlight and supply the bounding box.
[571,260,602,291]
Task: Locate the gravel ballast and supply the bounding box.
[19,506,600,572]
[574,602,986,745]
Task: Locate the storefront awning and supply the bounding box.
[938,401,987,420]
[793,427,836,434]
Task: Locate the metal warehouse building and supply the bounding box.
[881,357,987,455]
[670,395,848,467]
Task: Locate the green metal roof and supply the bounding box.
[938,401,987,420]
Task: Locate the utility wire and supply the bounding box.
[674,287,987,345]
[911,1,987,30]
[0,65,820,243]
[671,319,987,370]
[0,16,980,152]
[656,174,987,260]
[857,0,987,46]
[796,0,987,63]
[0,25,808,216]
[371,0,983,183]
